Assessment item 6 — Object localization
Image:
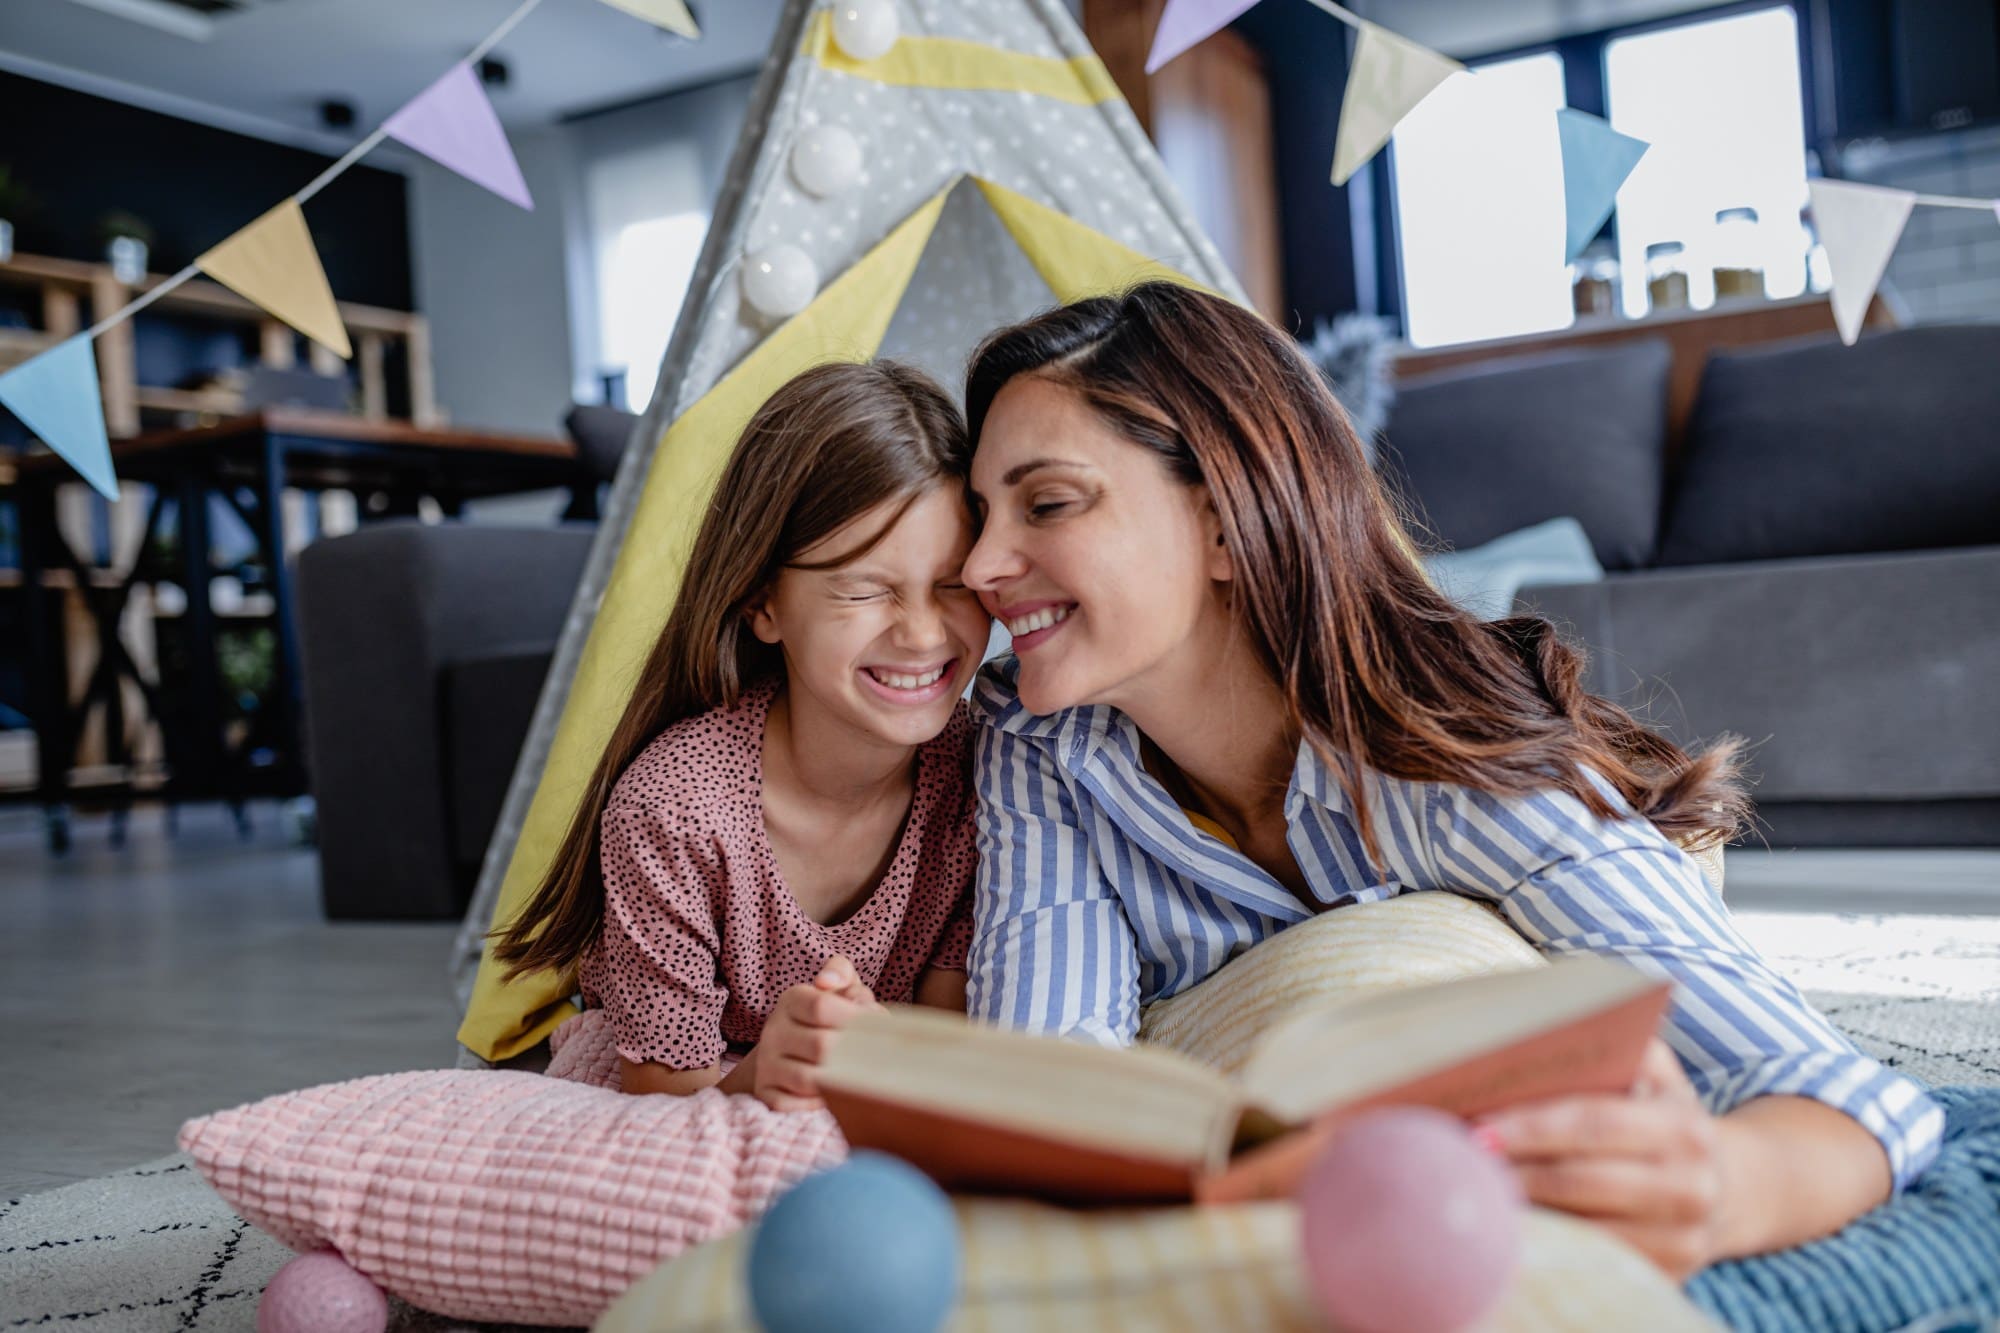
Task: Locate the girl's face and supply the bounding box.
[962,375,1230,717]
[749,484,990,752]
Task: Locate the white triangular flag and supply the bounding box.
[1808,179,1914,345]
[595,0,698,38]
[1332,22,1461,186]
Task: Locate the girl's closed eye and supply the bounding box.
[1028,495,1079,521]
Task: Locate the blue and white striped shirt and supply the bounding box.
[965,656,1943,1191]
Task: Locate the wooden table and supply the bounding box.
[8,411,590,850]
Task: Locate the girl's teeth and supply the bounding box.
[874,666,945,690]
[1007,605,1072,636]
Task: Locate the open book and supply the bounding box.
[816,957,1671,1204]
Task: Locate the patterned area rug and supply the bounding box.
[4,911,1996,1332]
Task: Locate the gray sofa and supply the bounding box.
[1380,327,2000,848]
[297,522,595,919]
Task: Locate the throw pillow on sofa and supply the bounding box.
[1380,340,1673,571]
[1661,326,2000,566]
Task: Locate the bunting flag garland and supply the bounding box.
[0,337,119,500]
[385,62,534,210]
[196,200,353,359]
[1555,108,1650,263]
[1808,180,1916,345]
[0,0,649,495]
[1146,0,1262,74]
[595,0,700,38]
[1331,21,1461,186]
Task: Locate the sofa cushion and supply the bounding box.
[1660,326,2000,566]
[1381,340,1671,571]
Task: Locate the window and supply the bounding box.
[584,141,710,413]
[1391,52,1572,348]
[1605,7,1810,315]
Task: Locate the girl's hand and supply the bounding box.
[1474,1039,1732,1282]
[748,955,877,1112]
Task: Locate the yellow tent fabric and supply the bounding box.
[799,11,1121,105]
[458,176,1208,1060]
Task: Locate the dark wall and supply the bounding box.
[1232,6,1361,332]
[0,71,412,310]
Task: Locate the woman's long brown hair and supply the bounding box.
[491,360,969,979]
[965,283,1747,857]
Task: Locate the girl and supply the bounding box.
[493,360,990,1110]
[958,283,1942,1279]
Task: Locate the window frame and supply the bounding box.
[1367,0,1816,340]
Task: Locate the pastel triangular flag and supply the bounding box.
[1809,179,1914,345]
[0,337,118,500]
[594,0,699,38]
[197,199,351,360]
[1556,108,1649,263]
[1332,22,1461,186]
[385,63,533,210]
[1146,0,1263,74]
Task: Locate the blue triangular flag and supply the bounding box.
[0,337,119,500]
[1556,108,1649,264]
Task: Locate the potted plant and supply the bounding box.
[97,210,155,284]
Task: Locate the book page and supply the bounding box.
[1234,956,1662,1122]
[819,1006,1240,1166]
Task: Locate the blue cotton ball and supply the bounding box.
[747,1152,960,1333]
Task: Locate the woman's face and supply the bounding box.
[963,375,1229,717]
[750,484,991,752]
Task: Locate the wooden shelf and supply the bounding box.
[0,249,437,440]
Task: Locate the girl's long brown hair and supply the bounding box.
[492,360,969,979]
[965,283,1747,858]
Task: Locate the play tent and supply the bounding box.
[452,0,1246,1063]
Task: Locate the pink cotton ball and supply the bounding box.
[1298,1107,1523,1333]
[257,1250,388,1333]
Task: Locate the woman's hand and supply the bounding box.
[1474,1039,1733,1282]
[738,954,877,1112]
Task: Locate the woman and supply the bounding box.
[957,282,1939,1280]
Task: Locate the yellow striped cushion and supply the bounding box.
[594,893,1719,1331]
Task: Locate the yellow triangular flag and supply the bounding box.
[196,199,351,359]
[1332,22,1461,186]
[595,0,699,38]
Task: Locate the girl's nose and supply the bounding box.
[898,590,950,650]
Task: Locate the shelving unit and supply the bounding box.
[0,249,437,437]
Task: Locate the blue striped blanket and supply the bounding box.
[1688,1086,2000,1333]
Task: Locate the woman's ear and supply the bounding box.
[1200,496,1234,583]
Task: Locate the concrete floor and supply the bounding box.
[0,803,460,1198]
[1,800,1995,1200]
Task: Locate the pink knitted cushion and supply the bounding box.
[178,1068,844,1326]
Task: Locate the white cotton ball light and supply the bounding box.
[742,245,819,319]
[791,125,864,198]
[830,0,899,61]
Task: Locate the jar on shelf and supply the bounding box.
[1711,206,1766,302]
[1570,240,1621,321]
[1799,203,1831,294]
[1645,241,1690,313]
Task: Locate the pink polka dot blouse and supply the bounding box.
[578,680,977,1071]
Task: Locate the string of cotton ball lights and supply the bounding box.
[740,4,897,320]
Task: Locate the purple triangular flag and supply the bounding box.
[1147,0,1265,73]
[385,62,533,210]
[0,337,118,500]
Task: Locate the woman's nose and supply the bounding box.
[961,522,1023,593]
